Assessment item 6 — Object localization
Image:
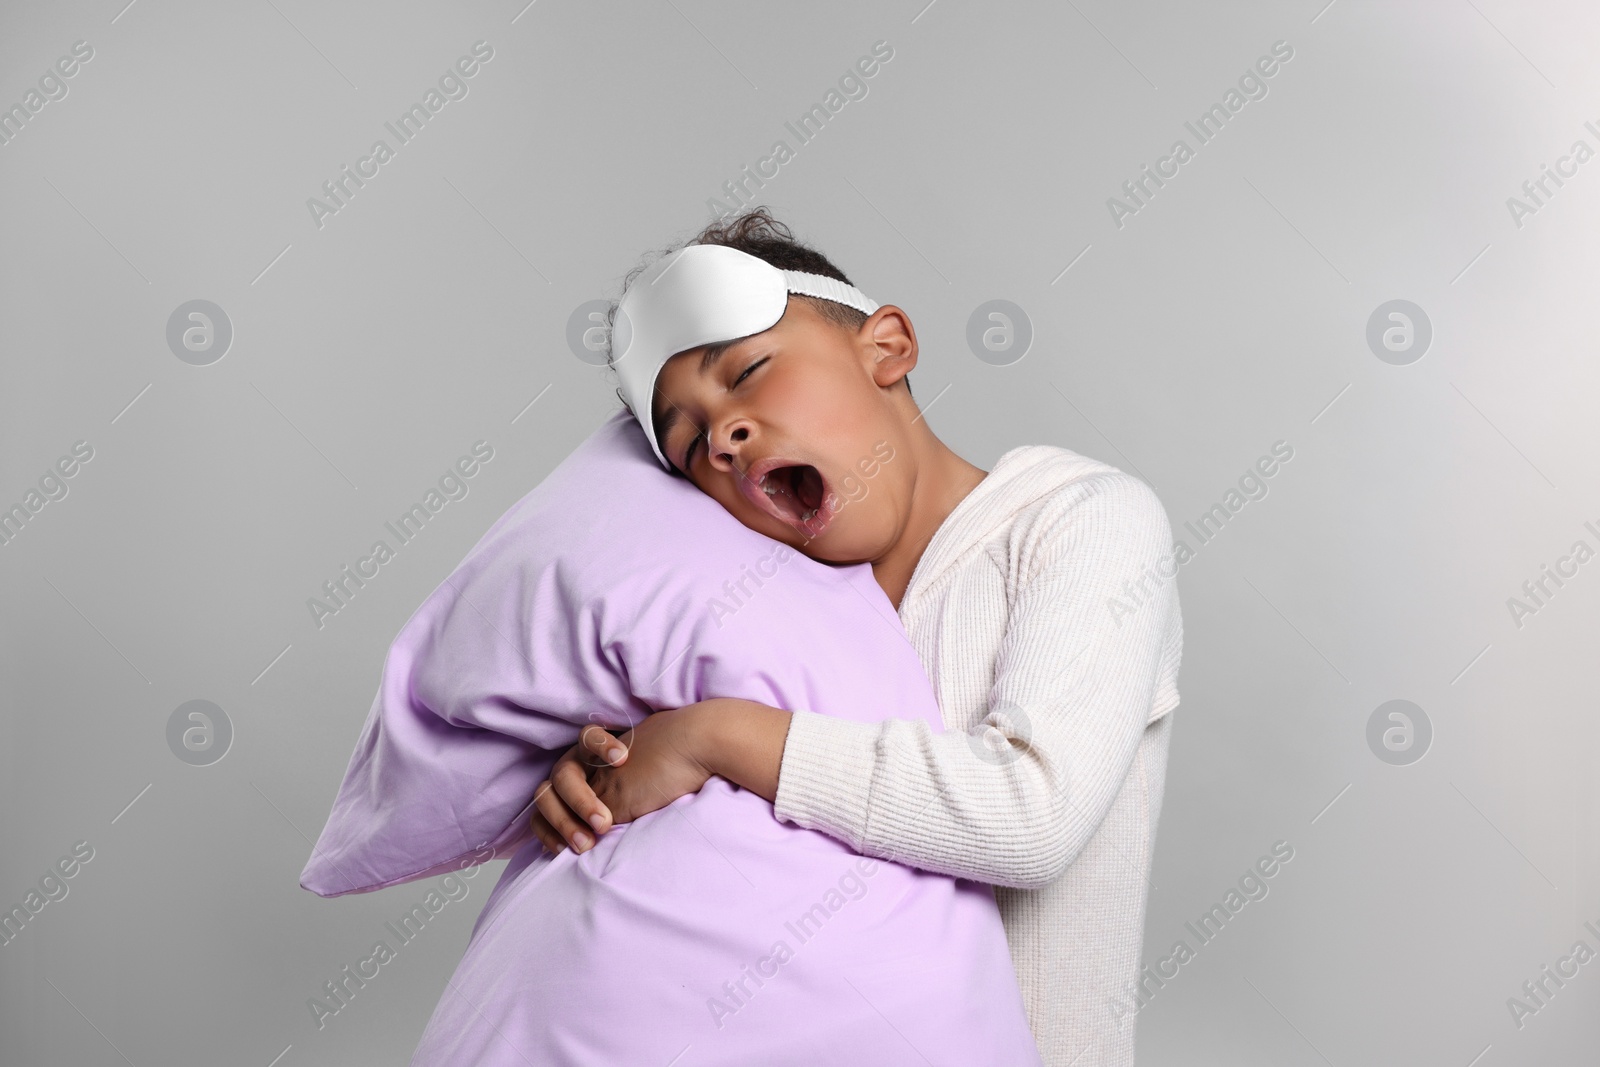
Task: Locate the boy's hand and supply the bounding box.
[529,706,714,855]
[528,723,626,856]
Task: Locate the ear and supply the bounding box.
[861,305,917,390]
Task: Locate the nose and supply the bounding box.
[707,415,754,478]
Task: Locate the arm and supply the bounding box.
[769,472,1179,890]
[528,700,789,855]
[533,472,1178,890]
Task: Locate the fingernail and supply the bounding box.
[572,831,592,851]
[588,812,607,833]
[606,746,625,765]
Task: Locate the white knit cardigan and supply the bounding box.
[773,444,1184,1066]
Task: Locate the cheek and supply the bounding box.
[762,365,883,470]
[759,358,867,426]
[707,482,746,517]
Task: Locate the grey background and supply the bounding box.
[2,0,1596,1064]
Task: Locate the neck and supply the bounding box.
[871,418,987,611]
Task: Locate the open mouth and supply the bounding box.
[742,460,832,538]
[761,464,824,521]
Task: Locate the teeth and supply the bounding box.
[801,508,817,522]
[763,480,777,495]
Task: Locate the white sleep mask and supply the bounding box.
[611,243,880,470]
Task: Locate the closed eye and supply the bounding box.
[734,357,769,386]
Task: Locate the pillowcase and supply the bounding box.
[301,410,1040,1066]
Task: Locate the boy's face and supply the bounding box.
[650,298,919,564]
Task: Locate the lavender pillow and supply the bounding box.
[301,410,1040,1066]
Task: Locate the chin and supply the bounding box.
[794,524,889,567]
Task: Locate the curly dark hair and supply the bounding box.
[606,207,909,414]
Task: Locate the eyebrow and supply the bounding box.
[651,337,745,467]
[698,337,741,373]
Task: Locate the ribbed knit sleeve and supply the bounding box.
[773,470,1177,890]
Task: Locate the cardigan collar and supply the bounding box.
[899,443,1086,613]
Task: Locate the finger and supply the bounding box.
[551,759,614,836]
[589,773,628,826]
[579,724,629,767]
[527,807,566,856]
[534,778,594,854]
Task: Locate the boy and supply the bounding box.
[531,209,1183,1066]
